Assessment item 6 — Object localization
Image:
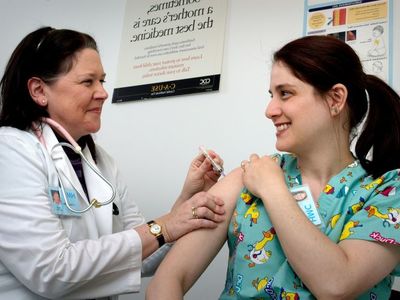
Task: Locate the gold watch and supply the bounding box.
[147,220,165,247]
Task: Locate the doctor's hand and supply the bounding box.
[161,191,225,243]
[175,149,224,210]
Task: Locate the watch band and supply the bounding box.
[147,220,165,247]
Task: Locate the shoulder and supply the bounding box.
[219,167,243,187]
[340,164,399,209]
[93,143,116,166]
[208,167,244,210]
[342,167,400,242]
[358,168,400,195]
[211,167,243,194]
[0,127,40,153]
[0,127,49,178]
[0,126,35,141]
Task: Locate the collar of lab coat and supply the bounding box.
[41,124,113,235]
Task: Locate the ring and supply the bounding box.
[240,161,247,171]
[191,206,199,219]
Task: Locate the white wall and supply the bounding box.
[0,1,399,299]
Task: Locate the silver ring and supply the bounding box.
[240,161,247,171]
[191,206,199,219]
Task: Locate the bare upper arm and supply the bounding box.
[152,168,244,292]
[210,167,244,216]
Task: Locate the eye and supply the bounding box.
[100,79,106,85]
[82,79,94,86]
[280,90,292,99]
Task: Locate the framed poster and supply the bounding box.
[304,0,393,85]
[112,0,228,103]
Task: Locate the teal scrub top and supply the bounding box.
[220,153,400,299]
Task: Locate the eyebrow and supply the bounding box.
[78,72,107,78]
[270,83,296,91]
[276,83,296,89]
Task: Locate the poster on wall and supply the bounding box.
[112,0,228,103]
[304,0,393,85]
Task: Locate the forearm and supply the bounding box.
[260,188,396,298]
[263,192,347,295]
[146,252,185,300]
[0,226,142,298]
[172,192,188,211]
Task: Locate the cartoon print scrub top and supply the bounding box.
[220,153,400,300]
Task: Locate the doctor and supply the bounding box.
[0,27,226,299]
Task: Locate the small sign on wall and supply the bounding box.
[112,0,228,103]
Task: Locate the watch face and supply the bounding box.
[150,224,161,235]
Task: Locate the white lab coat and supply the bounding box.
[0,125,167,299]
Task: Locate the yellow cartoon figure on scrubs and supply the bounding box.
[244,227,276,267]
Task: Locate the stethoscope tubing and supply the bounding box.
[36,118,116,214]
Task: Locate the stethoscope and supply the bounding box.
[34,117,116,214]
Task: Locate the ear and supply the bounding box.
[326,83,347,117]
[27,77,48,107]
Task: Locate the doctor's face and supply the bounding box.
[44,48,108,140]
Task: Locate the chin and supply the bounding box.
[81,127,100,137]
[93,125,101,133]
[88,121,101,133]
[275,143,285,152]
[275,142,292,153]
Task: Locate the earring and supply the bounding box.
[331,106,339,114]
[41,99,47,105]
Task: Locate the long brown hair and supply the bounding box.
[274,35,400,178]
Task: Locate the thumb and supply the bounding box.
[198,157,212,172]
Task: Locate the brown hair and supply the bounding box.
[273,35,400,177]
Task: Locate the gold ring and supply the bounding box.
[191,206,198,219]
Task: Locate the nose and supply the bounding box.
[265,97,281,120]
[95,82,108,101]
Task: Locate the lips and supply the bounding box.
[88,107,102,113]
